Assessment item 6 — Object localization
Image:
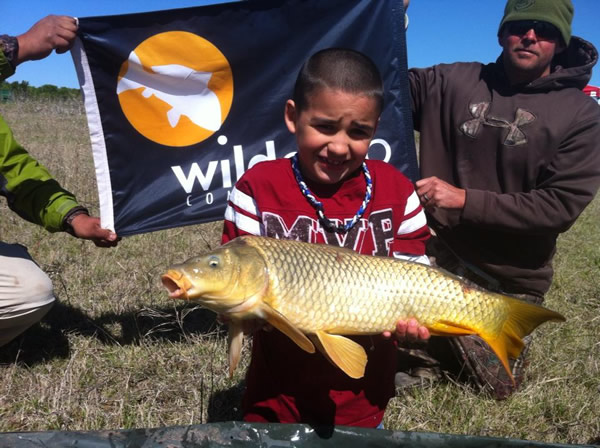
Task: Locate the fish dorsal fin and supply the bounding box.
[427,320,477,337]
[227,322,244,378]
[259,303,315,354]
[314,331,367,379]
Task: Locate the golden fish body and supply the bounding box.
[162,235,565,380]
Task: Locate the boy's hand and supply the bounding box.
[16,15,78,64]
[383,318,430,343]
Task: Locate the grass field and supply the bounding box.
[0,99,598,445]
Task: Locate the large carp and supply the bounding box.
[161,235,565,381]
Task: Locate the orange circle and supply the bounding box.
[117,31,234,147]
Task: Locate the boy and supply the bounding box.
[222,48,430,427]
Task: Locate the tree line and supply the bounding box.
[1,80,81,101]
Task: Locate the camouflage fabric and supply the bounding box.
[0,35,18,79]
[396,236,543,400]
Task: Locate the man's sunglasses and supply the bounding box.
[504,20,561,41]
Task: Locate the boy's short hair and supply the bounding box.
[293,48,384,114]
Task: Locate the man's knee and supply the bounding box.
[0,300,55,347]
[0,243,56,346]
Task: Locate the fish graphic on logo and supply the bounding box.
[117,31,234,147]
[117,52,222,131]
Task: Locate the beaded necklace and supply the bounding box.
[291,153,372,234]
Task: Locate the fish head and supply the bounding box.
[161,243,267,314]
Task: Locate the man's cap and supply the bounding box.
[498,0,574,45]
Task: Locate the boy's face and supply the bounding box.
[284,88,379,185]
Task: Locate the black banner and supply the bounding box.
[72,0,416,236]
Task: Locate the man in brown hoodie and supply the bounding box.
[404,0,600,398]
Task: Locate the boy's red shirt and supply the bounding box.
[222,157,429,427]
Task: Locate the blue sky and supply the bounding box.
[0,0,598,89]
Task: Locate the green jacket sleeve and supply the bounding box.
[0,114,81,232]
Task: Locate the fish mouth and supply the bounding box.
[161,270,192,300]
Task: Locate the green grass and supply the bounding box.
[0,100,598,445]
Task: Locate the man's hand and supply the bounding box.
[16,15,78,65]
[383,318,430,343]
[69,214,119,248]
[416,176,466,210]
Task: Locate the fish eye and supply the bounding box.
[208,256,220,268]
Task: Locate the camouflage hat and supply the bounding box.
[498,0,574,45]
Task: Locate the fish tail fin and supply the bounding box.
[481,296,566,384]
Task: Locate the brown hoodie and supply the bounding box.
[409,36,600,296]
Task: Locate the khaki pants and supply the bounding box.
[0,242,55,347]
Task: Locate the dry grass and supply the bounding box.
[0,99,599,445]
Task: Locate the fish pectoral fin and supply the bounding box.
[227,323,244,378]
[314,331,367,379]
[260,304,315,354]
[427,320,477,337]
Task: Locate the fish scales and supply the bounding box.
[249,236,505,336]
[161,235,565,380]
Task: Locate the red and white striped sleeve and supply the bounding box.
[392,187,431,265]
[221,178,264,244]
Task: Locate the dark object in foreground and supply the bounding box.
[0,421,595,448]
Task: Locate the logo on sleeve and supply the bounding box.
[117,31,234,147]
